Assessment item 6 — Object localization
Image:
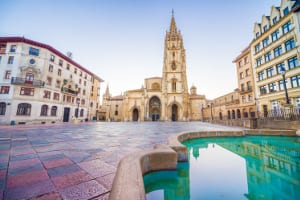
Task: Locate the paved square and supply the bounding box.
[0,122,242,199]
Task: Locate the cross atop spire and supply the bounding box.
[169,10,177,33]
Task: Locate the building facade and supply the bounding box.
[0,37,103,125]
[251,0,300,117]
[233,46,257,118]
[102,14,207,121]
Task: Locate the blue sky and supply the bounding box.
[0,0,281,99]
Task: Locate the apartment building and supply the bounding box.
[233,46,257,118]
[0,37,103,125]
[251,0,300,117]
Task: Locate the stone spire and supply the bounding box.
[169,10,177,34]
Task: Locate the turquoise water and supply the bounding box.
[144,136,300,200]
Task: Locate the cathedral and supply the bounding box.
[101,13,207,121]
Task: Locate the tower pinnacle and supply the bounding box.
[169,10,177,33]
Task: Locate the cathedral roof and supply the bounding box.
[169,11,178,34]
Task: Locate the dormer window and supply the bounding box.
[263,25,268,32]
[283,7,289,16]
[10,45,16,52]
[256,32,260,38]
[272,17,278,24]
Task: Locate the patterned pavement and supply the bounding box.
[0,122,242,200]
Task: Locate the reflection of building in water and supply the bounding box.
[191,143,209,159]
[144,162,190,200]
[218,138,300,199]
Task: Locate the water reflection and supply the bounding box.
[144,136,300,200]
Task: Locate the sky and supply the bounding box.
[0,0,281,99]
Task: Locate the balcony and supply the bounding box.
[11,77,44,87]
[239,86,253,94]
[61,87,77,96]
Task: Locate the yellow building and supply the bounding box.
[251,0,300,117]
[102,13,207,121]
[233,46,257,118]
[89,75,104,120]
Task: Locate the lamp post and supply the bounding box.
[280,66,290,104]
[107,104,111,122]
[210,102,214,121]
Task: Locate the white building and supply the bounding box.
[0,37,103,125]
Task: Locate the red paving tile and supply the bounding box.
[43,158,73,169]
[38,151,61,157]
[59,180,108,200]
[7,170,49,188]
[9,158,41,169]
[51,170,93,189]
[11,149,36,156]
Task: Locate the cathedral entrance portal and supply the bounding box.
[132,109,139,121]
[171,104,178,121]
[149,96,161,121]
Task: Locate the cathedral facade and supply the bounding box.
[102,14,207,122]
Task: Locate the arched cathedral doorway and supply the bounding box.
[149,96,161,121]
[171,104,178,121]
[132,109,139,121]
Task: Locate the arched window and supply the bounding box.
[40,105,48,116]
[17,103,31,116]
[51,106,57,116]
[80,109,84,117]
[172,79,177,92]
[0,102,6,115]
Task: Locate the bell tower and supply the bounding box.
[162,11,189,121]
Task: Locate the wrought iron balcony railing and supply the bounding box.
[11,77,45,87]
[61,87,78,95]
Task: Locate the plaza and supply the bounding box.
[0,122,242,200]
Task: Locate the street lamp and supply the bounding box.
[76,98,80,118]
[210,102,214,121]
[280,66,290,104]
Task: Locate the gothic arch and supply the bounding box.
[149,96,161,121]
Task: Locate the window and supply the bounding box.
[29,47,39,56]
[273,46,282,57]
[263,25,268,32]
[79,79,82,84]
[58,69,62,76]
[247,81,251,90]
[278,80,288,91]
[80,109,84,117]
[256,32,260,38]
[288,57,299,69]
[10,45,16,52]
[241,83,245,91]
[268,83,277,93]
[4,71,11,79]
[25,73,34,82]
[83,89,86,95]
[81,99,85,105]
[59,59,63,67]
[8,56,14,64]
[0,102,6,115]
[0,86,10,94]
[20,87,34,96]
[46,77,52,86]
[84,81,86,86]
[248,95,253,102]
[56,80,61,88]
[53,92,60,100]
[48,64,53,72]
[43,90,51,99]
[40,105,48,116]
[51,106,57,116]
[264,52,272,62]
[79,71,82,77]
[16,103,31,116]
[291,75,300,88]
[256,57,263,66]
[282,21,292,34]
[266,67,274,78]
[244,57,248,64]
[75,108,79,117]
[74,68,77,74]
[283,7,289,16]
[272,17,278,24]
[50,55,55,62]
[255,43,261,53]
[245,69,250,76]
[276,63,285,73]
[271,30,279,41]
[242,96,246,103]
[258,71,265,81]
[172,79,177,92]
[285,38,295,52]
[260,85,267,95]
[77,88,81,94]
[262,37,269,47]
[240,72,244,79]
